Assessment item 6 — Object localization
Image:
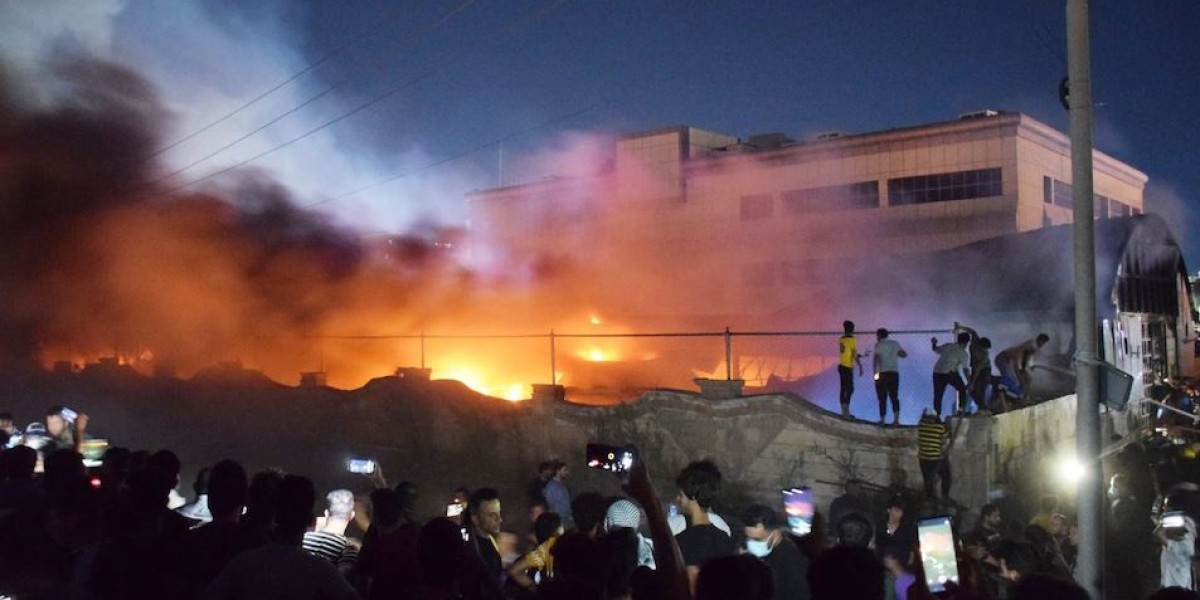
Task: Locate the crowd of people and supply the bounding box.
[837,321,1050,424]
[2,404,1199,600]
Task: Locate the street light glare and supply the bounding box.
[1057,455,1087,486]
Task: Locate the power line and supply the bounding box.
[146,2,421,161]
[161,0,572,195]
[155,0,478,185]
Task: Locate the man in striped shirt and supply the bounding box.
[917,408,952,500]
[303,488,360,574]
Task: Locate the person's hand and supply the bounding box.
[75,413,89,433]
[622,456,654,507]
[931,337,938,345]
[368,462,388,489]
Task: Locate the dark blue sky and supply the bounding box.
[262,0,1199,258]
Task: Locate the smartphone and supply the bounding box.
[918,515,960,593]
[1163,510,1186,529]
[446,502,466,517]
[586,443,635,473]
[667,503,679,518]
[347,458,376,474]
[60,407,78,423]
[782,488,815,535]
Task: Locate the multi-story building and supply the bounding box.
[468,111,1147,320]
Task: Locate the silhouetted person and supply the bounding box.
[808,545,884,600]
[356,488,419,600]
[874,495,916,559]
[828,479,870,539]
[204,474,359,599]
[463,487,506,600]
[695,554,775,600]
[415,517,468,599]
[239,469,283,548]
[175,459,251,599]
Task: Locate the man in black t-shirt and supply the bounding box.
[673,459,735,593]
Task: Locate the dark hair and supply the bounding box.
[808,545,884,600]
[536,511,563,543]
[0,411,13,421]
[274,474,316,537]
[572,492,610,533]
[876,328,889,338]
[0,445,37,480]
[980,337,993,349]
[395,480,419,521]
[538,460,555,473]
[835,513,874,547]
[1036,333,1050,344]
[957,332,971,345]
[885,494,905,510]
[46,405,66,417]
[675,460,722,510]
[980,503,999,519]
[742,504,779,529]
[192,466,212,495]
[244,469,284,528]
[550,531,605,587]
[467,487,500,518]
[696,554,775,600]
[207,459,248,517]
[843,321,855,333]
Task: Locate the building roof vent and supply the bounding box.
[746,132,795,149]
[958,109,1001,120]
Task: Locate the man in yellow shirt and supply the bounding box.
[838,321,865,418]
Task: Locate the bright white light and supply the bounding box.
[1056,455,1087,486]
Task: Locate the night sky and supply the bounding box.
[2,1,1198,260]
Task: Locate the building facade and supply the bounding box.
[468,112,1148,320]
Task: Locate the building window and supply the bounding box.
[740,194,774,220]
[1044,176,1135,218]
[887,167,1002,206]
[780,181,879,214]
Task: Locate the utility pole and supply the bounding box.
[1067,0,1103,596]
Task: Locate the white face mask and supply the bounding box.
[746,538,772,558]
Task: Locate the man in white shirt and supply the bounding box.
[872,328,908,426]
[930,332,970,417]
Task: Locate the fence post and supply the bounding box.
[549,329,557,384]
[725,326,733,381]
[420,330,426,370]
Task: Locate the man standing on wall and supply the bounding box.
[930,333,970,417]
[838,321,865,419]
[873,328,908,426]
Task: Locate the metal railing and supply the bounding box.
[314,326,954,385]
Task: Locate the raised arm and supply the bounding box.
[624,461,690,600]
